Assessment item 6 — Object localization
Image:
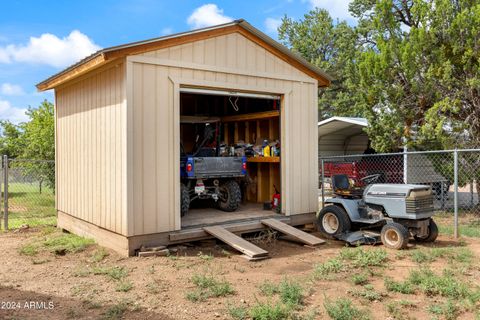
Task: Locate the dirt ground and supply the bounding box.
[0,222,479,320]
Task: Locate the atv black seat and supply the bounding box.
[331,174,363,198]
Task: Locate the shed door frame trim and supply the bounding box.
[170,76,293,227]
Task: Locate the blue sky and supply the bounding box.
[0,0,353,123]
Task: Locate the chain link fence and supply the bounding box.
[1,156,55,230]
[320,149,480,238]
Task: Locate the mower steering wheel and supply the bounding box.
[360,174,382,185]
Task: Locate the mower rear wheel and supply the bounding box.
[316,205,351,239]
[414,219,438,243]
[217,180,241,212]
[381,223,409,249]
[180,184,190,217]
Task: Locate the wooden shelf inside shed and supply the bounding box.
[221,110,279,123]
[247,156,280,163]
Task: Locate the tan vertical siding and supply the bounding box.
[56,61,127,235]
[128,32,319,235]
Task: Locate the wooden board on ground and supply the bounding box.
[203,226,268,259]
[261,218,325,246]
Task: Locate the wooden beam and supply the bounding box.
[37,54,107,91]
[221,110,279,123]
[261,218,325,246]
[247,156,280,163]
[203,226,268,258]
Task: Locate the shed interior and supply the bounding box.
[180,90,282,227]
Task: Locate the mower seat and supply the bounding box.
[331,174,363,198]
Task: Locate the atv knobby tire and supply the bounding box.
[218,180,241,212]
[381,223,409,249]
[180,184,190,217]
[316,205,352,239]
[414,218,438,243]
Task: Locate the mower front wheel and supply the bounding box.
[381,223,409,250]
[316,205,351,239]
[414,219,438,243]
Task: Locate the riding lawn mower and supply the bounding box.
[317,174,438,249]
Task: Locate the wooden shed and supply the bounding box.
[37,20,331,256]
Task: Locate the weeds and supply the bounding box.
[339,247,388,267]
[197,251,214,261]
[427,300,459,320]
[249,301,290,320]
[43,233,95,254]
[91,248,109,262]
[408,268,469,299]
[91,266,129,281]
[324,298,370,320]
[19,243,39,256]
[115,281,133,292]
[348,287,383,302]
[259,281,280,296]
[19,232,94,256]
[278,279,304,307]
[227,304,248,320]
[351,273,369,286]
[313,258,344,279]
[101,300,129,320]
[384,277,415,294]
[186,273,234,302]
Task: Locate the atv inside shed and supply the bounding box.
[180,88,283,228]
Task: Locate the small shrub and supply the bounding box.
[115,281,133,292]
[146,282,160,294]
[313,258,344,279]
[324,298,370,320]
[384,277,415,294]
[249,302,290,320]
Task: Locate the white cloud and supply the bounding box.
[1,83,24,96]
[0,100,28,123]
[265,17,282,34]
[161,27,174,36]
[187,4,233,29]
[307,0,354,20]
[0,30,101,68]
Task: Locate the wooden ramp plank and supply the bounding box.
[261,218,325,246]
[203,226,268,258]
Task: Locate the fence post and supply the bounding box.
[321,158,325,210]
[453,149,458,239]
[3,155,8,231]
[403,145,408,184]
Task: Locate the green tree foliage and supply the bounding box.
[278,8,360,119]
[0,121,23,157]
[0,100,55,191]
[279,0,480,152]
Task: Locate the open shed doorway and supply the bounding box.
[179,87,283,228]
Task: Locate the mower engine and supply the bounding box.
[364,184,434,238]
